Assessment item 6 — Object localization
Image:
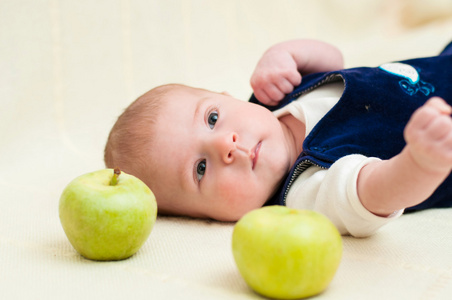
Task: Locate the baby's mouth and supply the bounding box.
[252,141,261,170]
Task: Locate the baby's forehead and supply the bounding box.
[155,88,214,119]
[165,85,213,99]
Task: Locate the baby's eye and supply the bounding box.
[207,110,218,129]
[196,160,206,181]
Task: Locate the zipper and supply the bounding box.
[288,73,344,101]
[282,159,328,205]
[281,73,343,204]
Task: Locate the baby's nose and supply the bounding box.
[214,132,252,164]
[214,132,237,164]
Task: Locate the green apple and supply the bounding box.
[59,168,157,261]
[232,206,342,299]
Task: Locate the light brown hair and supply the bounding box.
[104,84,179,186]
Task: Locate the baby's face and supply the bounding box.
[149,88,293,221]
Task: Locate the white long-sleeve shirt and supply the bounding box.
[273,81,403,237]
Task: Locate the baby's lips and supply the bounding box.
[251,141,262,170]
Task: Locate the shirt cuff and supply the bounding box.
[343,155,404,237]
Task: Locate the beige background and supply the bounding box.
[1,0,452,299]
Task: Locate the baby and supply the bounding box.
[105,39,452,237]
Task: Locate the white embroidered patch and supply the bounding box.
[379,63,419,84]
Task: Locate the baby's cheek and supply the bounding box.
[216,179,242,201]
[216,179,247,203]
[218,179,264,215]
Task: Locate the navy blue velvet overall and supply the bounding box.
[250,41,452,212]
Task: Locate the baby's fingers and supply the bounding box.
[263,84,286,103]
[403,97,452,175]
[253,86,282,106]
[429,117,452,141]
[405,98,451,134]
[285,70,302,88]
[253,88,273,105]
[405,98,452,157]
[425,97,452,115]
[275,77,297,95]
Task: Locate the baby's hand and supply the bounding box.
[250,49,302,106]
[404,97,452,174]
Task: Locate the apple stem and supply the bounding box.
[110,168,121,186]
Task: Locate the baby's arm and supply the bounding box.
[250,39,344,105]
[358,97,452,216]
